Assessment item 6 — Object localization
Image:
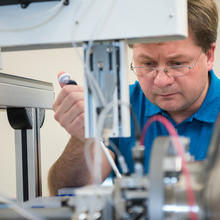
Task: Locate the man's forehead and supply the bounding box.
[134,42,166,47]
[133,42,179,55]
[133,38,199,57]
[132,43,199,60]
[133,39,187,48]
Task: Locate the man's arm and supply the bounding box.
[48,136,90,195]
[48,73,114,195]
[48,136,114,195]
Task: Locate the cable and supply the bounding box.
[0,192,46,220]
[84,138,128,181]
[108,141,129,175]
[96,100,140,175]
[83,100,129,184]
[97,100,137,140]
[84,138,122,185]
[84,139,102,184]
[140,114,198,220]
[100,141,121,178]
[93,138,103,185]
[0,0,66,32]
[71,42,107,107]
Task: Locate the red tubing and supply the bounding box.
[140,115,198,220]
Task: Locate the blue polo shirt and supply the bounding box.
[110,70,220,173]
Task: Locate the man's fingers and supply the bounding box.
[53,86,83,111]
[54,99,84,127]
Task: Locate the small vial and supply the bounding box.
[58,73,77,85]
[58,72,71,84]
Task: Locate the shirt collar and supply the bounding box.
[193,70,220,123]
[144,70,220,123]
[144,98,162,117]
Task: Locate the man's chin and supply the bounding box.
[157,102,183,112]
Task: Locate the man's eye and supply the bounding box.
[168,61,184,66]
[143,62,157,67]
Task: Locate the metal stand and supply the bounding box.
[7,108,45,202]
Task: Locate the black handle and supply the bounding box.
[66,80,77,85]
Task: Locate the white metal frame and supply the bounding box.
[0,0,187,51]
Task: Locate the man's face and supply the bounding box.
[133,33,215,116]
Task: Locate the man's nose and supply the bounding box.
[153,69,174,88]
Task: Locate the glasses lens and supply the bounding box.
[169,66,190,77]
[131,64,192,77]
[133,67,153,76]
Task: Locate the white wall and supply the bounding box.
[0,1,220,199]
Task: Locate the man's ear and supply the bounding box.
[206,43,216,71]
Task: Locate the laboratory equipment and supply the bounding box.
[2,1,218,219]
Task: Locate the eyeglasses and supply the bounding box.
[130,52,202,78]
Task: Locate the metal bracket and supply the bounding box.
[7,107,45,202]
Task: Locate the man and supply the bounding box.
[48,0,220,196]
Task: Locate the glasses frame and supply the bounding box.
[130,52,202,78]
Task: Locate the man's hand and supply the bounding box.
[49,73,114,195]
[53,72,85,141]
